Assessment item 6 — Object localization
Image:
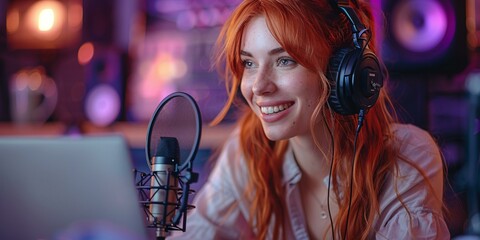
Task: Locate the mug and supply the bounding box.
[9,67,58,124]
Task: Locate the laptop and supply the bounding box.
[0,134,148,240]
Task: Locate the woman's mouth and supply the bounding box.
[260,103,293,115]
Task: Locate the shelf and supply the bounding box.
[0,122,235,150]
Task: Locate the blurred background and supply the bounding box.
[0,0,478,237]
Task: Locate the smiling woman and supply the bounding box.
[239,17,321,141]
[170,0,450,239]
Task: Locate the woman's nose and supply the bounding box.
[252,67,276,95]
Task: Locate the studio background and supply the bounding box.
[0,0,477,237]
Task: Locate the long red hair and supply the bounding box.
[211,0,440,239]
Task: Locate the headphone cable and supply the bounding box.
[343,108,366,240]
[325,110,336,240]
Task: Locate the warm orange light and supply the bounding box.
[38,8,55,31]
[6,8,20,34]
[6,0,82,49]
[153,54,188,80]
[78,42,95,65]
[68,3,83,30]
[155,54,175,80]
[27,1,65,40]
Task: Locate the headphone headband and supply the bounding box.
[338,6,367,48]
[330,0,360,8]
[330,0,367,49]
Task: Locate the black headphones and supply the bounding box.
[327,0,384,116]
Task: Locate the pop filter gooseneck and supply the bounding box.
[136,92,202,240]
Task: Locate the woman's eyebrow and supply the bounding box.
[240,47,286,57]
[240,50,252,57]
[268,47,285,55]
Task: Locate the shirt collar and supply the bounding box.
[282,144,302,185]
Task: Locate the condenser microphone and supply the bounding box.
[149,136,180,239]
[137,91,202,239]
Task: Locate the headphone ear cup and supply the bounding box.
[327,47,383,115]
[327,48,358,115]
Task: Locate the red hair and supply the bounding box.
[211,0,442,239]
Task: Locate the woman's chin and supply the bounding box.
[262,128,292,141]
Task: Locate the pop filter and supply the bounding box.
[146,92,202,172]
[136,91,201,239]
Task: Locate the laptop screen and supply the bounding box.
[0,135,148,240]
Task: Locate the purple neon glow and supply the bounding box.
[392,0,455,53]
[85,84,121,126]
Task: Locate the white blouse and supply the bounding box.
[170,124,450,239]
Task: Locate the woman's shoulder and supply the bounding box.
[390,123,440,155]
[375,125,448,238]
[218,127,243,159]
[209,127,249,184]
[389,123,444,177]
[391,123,435,142]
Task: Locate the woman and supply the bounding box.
[172,0,449,239]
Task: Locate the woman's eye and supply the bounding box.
[242,60,255,68]
[277,57,296,67]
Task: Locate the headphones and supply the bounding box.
[327,0,384,115]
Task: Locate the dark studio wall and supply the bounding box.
[377,0,471,175]
[378,0,474,235]
[0,0,9,121]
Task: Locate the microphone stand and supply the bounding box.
[134,168,197,240]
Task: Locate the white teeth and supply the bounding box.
[261,103,291,115]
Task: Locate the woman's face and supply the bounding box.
[240,16,322,141]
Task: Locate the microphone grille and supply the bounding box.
[155,137,180,159]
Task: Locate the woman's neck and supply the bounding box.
[289,124,332,187]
